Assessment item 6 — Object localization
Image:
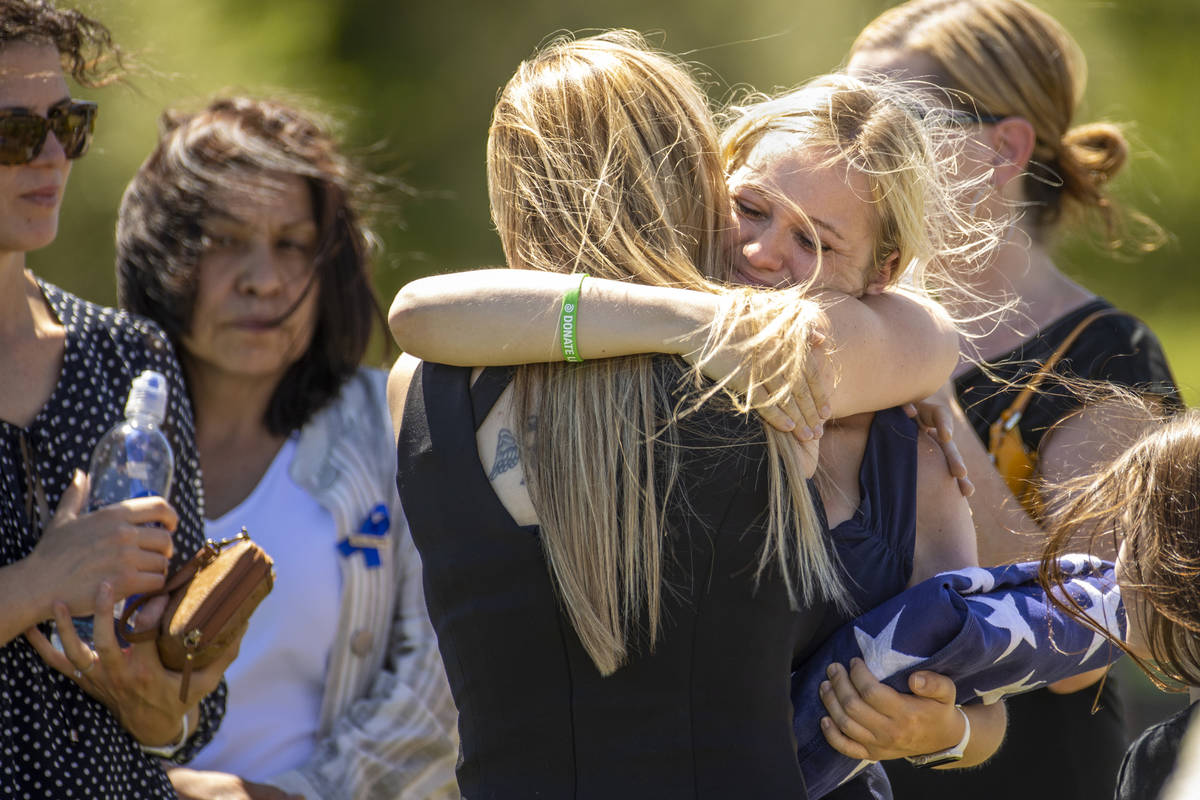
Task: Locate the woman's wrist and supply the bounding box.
[0,560,48,641]
[131,701,193,749]
[905,705,970,767]
[137,707,194,757]
[559,274,587,362]
[669,291,723,357]
[948,701,1007,768]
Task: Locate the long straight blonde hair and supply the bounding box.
[488,30,839,675]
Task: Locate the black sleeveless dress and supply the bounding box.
[397,360,839,799]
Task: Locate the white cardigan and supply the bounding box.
[266,368,459,799]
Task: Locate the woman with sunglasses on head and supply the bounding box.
[844,1,1179,798]
[116,96,459,800]
[0,1,231,797]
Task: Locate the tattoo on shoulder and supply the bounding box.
[489,428,522,480]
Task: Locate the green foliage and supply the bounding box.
[36,0,1200,401]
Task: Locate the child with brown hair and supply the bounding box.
[1040,407,1200,800]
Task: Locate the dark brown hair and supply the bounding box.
[0,0,120,85]
[116,96,384,436]
[1040,406,1200,690]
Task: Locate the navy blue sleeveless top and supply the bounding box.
[397,360,839,799]
[818,407,919,614]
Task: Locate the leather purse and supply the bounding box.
[121,528,275,701]
[987,309,1121,516]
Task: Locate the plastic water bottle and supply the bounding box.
[65,369,175,646]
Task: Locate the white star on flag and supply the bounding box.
[1066,579,1124,664]
[974,669,1044,705]
[853,609,925,680]
[942,566,996,595]
[1059,553,1105,575]
[966,593,1039,664]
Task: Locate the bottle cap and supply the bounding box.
[125,370,169,424]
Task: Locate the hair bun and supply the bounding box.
[1054,121,1164,252]
[157,108,193,136]
[1060,122,1129,191]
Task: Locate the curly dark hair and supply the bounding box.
[0,0,121,85]
[116,96,385,436]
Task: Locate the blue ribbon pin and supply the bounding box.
[337,503,390,568]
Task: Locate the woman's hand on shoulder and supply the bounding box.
[904,385,973,498]
[684,290,833,444]
[819,659,963,762]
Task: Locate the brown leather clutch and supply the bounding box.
[122,528,275,701]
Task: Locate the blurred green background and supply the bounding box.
[34,0,1197,737]
[45,0,1199,399]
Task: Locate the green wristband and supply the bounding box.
[560,273,587,362]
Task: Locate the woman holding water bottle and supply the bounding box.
[0,1,232,797]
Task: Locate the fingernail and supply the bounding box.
[912,674,926,689]
[820,681,830,694]
[799,426,813,440]
[821,717,832,729]
[819,404,832,418]
[99,582,111,597]
[826,663,839,678]
[813,424,824,437]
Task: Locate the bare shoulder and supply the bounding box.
[386,354,422,443]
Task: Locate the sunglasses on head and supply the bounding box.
[0,98,97,166]
[951,109,1008,125]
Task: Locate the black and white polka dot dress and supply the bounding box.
[0,282,226,798]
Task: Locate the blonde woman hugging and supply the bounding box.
[390,31,1007,798]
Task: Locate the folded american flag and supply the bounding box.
[793,556,1125,799]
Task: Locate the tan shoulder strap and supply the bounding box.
[998,308,1125,427]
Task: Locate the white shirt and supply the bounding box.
[189,437,342,780]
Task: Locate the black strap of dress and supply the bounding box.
[469,366,516,432]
